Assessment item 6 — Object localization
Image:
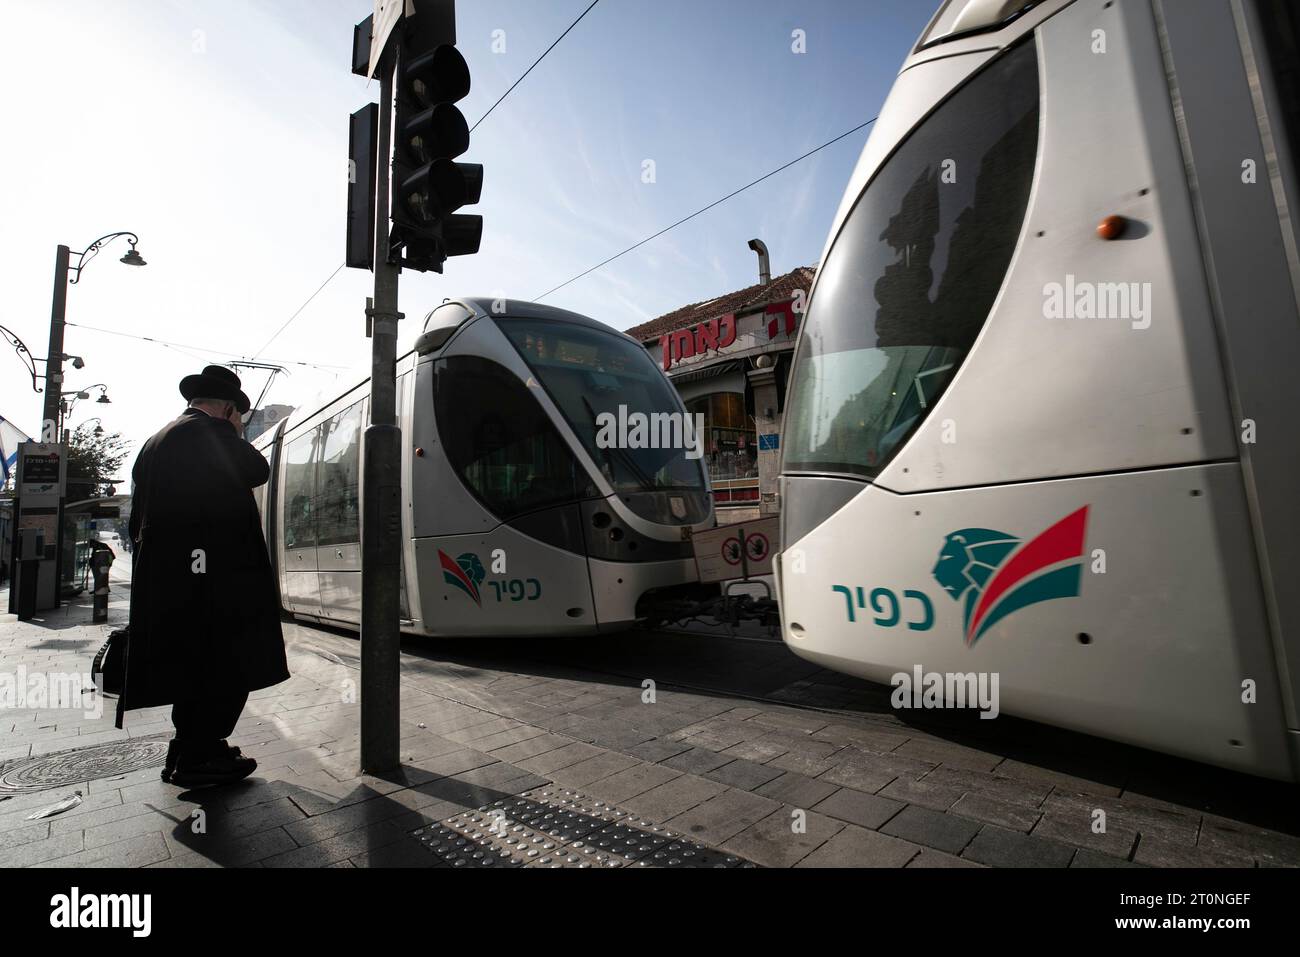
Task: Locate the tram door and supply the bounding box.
[316,400,364,623]
[280,424,322,618]
[253,419,287,583]
[419,353,599,635]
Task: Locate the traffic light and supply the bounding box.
[390,3,483,273]
[345,102,379,269]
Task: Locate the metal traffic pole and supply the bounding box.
[360,43,404,774]
[41,247,71,438]
[41,246,71,610]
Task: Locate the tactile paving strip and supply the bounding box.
[411,786,758,868]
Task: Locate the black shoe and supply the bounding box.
[169,751,258,789]
[160,740,180,783]
[162,739,232,782]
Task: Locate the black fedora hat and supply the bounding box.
[179,365,251,415]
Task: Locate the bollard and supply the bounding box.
[16,558,39,621]
[90,550,112,624]
[14,528,43,621]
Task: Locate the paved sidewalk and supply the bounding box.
[2,582,1299,868]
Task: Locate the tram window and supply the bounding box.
[433,355,585,519]
[316,402,362,546]
[395,372,411,618]
[1258,0,1300,170]
[498,319,707,493]
[282,428,320,549]
[784,39,1039,477]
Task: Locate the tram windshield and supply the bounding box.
[500,318,708,494]
[783,39,1039,478]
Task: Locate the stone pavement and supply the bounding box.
[2,579,1299,868]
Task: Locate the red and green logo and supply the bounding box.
[932,506,1089,645]
[439,549,486,607]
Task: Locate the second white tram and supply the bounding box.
[777,0,1300,780]
[253,299,714,637]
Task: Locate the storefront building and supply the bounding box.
[625,261,815,523]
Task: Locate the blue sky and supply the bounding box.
[0,0,933,450]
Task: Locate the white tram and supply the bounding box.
[776,0,1300,779]
[253,299,714,637]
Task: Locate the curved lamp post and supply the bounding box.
[68,232,147,285]
[41,232,144,439]
[59,384,111,440]
[72,416,106,438]
[0,322,85,399]
[27,231,144,614]
[0,323,41,394]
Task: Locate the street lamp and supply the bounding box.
[74,417,106,438]
[31,231,145,613]
[59,385,112,441]
[67,233,147,284]
[41,232,144,439]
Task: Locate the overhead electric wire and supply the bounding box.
[470,0,601,133]
[252,262,346,359]
[249,372,278,415]
[245,4,601,369]
[534,116,879,301]
[64,320,347,372]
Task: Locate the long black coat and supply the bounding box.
[118,408,288,725]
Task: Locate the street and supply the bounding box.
[2,576,1297,869]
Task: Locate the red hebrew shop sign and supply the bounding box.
[658,301,798,371]
[660,313,736,370]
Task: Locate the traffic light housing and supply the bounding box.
[390,5,483,273]
[345,102,379,269]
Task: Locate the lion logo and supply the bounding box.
[439,549,486,606]
[932,507,1089,645]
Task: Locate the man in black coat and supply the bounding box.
[122,365,289,788]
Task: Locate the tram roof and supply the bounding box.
[448,297,621,334]
[254,298,640,445]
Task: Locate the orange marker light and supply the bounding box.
[415,447,425,457]
[1097,215,1127,240]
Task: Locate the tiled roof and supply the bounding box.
[624,265,818,342]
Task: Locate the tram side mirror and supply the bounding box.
[418,302,476,355]
[415,327,458,355]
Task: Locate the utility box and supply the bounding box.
[16,526,44,560]
[8,442,67,615]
